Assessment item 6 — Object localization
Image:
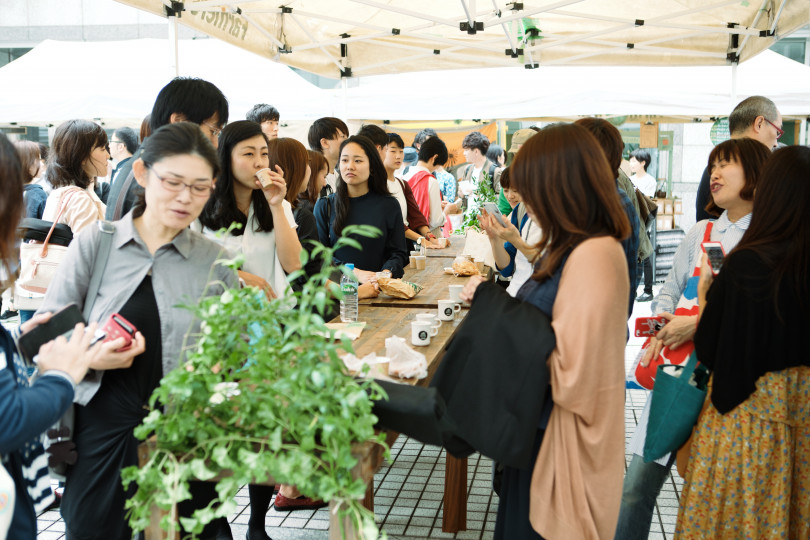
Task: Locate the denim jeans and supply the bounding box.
[614,452,676,540]
[19,309,35,324]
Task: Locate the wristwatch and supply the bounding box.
[416,236,425,245]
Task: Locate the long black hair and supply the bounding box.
[332,135,390,236]
[199,120,275,235]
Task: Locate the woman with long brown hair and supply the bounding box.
[676,146,810,538]
[461,123,630,539]
[0,132,98,540]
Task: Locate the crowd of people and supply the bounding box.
[1,77,808,540]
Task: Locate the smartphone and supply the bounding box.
[481,202,507,227]
[18,304,84,363]
[102,313,138,351]
[702,242,725,275]
[634,316,667,338]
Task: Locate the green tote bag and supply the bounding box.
[644,351,710,462]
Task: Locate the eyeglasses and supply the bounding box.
[201,121,222,139]
[764,118,784,140]
[149,168,214,197]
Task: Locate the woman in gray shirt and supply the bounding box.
[39,122,237,540]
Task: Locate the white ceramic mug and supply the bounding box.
[416,313,442,331]
[448,284,464,303]
[438,299,462,321]
[411,320,437,346]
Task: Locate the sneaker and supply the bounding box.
[636,293,653,302]
[273,493,328,511]
[0,309,18,320]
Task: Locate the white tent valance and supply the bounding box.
[114,0,810,78]
[0,38,331,125]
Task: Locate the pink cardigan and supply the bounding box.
[530,237,628,539]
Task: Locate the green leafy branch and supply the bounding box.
[459,170,499,233]
[122,225,389,539]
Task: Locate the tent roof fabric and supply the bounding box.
[114,0,809,78]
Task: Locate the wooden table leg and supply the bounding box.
[363,478,374,512]
[442,451,467,532]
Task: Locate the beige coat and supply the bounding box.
[530,236,628,540]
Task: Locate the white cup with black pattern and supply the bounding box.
[411,320,437,346]
[438,299,462,321]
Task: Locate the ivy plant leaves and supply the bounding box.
[122,225,389,539]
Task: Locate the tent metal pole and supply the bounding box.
[341,78,348,121]
[731,62,738,101]
[168,14,179,77]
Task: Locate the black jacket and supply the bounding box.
[430,282,555,469]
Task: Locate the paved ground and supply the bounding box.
[27,285,682,539]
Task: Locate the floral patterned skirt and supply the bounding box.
[675,367,810,539]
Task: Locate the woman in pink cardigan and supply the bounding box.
[461,123,629,539]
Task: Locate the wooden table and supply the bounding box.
[425,235,465,258]
[346,301,472,533]
[368,257,474,309]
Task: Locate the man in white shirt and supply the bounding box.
[629,149,657,197]
[307,117,349,196]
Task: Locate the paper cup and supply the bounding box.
[474,258,485,273]
[414,255,426,270]
[437,237,448,248]
[255,168,273,188]
[409,255,416,267]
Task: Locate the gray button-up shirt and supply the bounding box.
[39,213,236,404]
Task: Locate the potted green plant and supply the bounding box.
[122,225,389,539]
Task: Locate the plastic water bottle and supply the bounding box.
[340,263,359,322]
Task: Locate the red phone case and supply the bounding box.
[634,316,667,337]
[102,313,137,351]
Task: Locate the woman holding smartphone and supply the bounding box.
[615,137,771,540]
[314,135,408,288]
[676,146,810,538]
[39,123,236,540]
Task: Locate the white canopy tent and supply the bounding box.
[338,49,810,121]
[0,38,332,126]
[114,0,810,78]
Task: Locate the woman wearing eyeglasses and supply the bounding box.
[39,122,237,540]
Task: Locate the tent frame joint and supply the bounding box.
[164,1,184,18]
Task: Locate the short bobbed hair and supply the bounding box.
[704,138,770,217]
[46,119,108,190]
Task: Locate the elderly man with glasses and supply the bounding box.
[695,95,783,221]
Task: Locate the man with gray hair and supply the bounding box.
[695,95,782,220]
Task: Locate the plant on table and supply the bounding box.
[459,170,498,232]
[122,225,389,539]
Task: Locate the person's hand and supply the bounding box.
[656,313,698,350]
[88,331,146,371]
[358,281,379,299]
[254,164,287,207]
[19,312,53,335]
[639,336,664,367]
[459,275,487,303]
[423,238,441,249]
[353,269,378,284]
[444,201,461,214]
[239,270,277,300]
[483,213,520,244]
[36,322,99,384]
[697,253,714,301]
